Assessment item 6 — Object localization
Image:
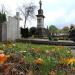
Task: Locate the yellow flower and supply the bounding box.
[45,50,49,54]
[6,44,12,48]
[2,44,6,47]
[12,44,16,47]
[67,50,71,54]
[67,58,75,65]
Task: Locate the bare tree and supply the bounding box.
[0,4,12,18]
[18,3,36,28]
[0,4,8,14]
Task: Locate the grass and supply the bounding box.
[16,42,69,51]
[15,43,73,75]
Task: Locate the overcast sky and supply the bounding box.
[0,0,75,29]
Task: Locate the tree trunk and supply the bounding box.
[24,19,26,28]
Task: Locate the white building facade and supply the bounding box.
[0,12,21,41]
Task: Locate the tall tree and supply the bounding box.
[49,25,58,35]
[62,26,70,34]
[70,24,75,30]
[0,12,6,23]
[69,28,75,42]
[18,2,36,28]
[68,24,75,42]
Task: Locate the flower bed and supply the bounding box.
[0,42,75,75]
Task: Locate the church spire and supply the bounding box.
[39,0,42,9]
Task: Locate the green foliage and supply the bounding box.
[62,26,70,34]
[70,24,75,30]
[48,35,58,41]
[69,28,75,42]
[0,12,6,23]
[3,13,6,22]
[29,27,37,36]
[49,25,58,35]
[21,27,29,38]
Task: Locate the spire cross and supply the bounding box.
[39,0,42,9]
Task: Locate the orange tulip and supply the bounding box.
[34,58,43,65]
[0,54,7,64]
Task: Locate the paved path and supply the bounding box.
[71,50,75,56]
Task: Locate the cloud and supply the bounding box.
[0,0,75,28]
[44,8,66,25]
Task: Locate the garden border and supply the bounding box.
[16,39,75,46]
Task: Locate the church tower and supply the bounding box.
[36,0,45,28]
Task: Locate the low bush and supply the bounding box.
[69,28,75,42]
